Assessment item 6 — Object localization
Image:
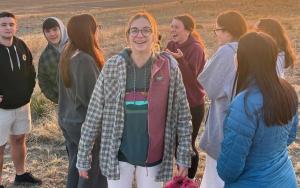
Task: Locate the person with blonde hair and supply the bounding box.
[77,11,192,188]
[58,14,107,188]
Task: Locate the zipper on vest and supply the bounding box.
[145,71,154,167]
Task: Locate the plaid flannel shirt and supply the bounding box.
[38,44,60,103]
[76,52,192,182]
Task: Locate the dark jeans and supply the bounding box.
[188,104,205,178]
[60,124,107,188]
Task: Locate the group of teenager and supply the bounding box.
[0,8,298,188]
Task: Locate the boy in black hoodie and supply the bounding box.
[0,12,41,188]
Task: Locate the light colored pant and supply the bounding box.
[200,154,224,188]
[108,161,162,188]
[0,103,31,146]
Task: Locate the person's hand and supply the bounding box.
[177,165,188,177]
[166,48,184,59]
[0,95,3,103]
[78,169,89,179]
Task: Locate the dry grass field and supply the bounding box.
[1,0,300,187]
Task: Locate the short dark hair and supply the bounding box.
[0,12,16,19]
[43,18,59,30]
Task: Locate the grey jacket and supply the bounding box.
[58,51,100,128]
[197,42,237,160]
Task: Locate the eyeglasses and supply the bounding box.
[213,28,225,35]
[128,27,152,37]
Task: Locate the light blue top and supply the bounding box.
[197,42,238,159]
[217,86,298,188]
[276,51,285,78]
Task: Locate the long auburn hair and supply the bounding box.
[173,14,205,48]
[257,18,296,68]
[236,32,298,126]
[125,11,159,52]
[60,14,104,87]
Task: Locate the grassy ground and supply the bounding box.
[1,0,300,187]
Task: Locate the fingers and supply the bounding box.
[177,166,188,177]
[79,170,89,179]
[176,49,183,57]
[166,49,176,56]
[165,48,171,53]
[165,48,183,59]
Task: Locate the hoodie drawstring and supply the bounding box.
[6,45,21,71]
[14,45,21,69]
[6,47,14,71]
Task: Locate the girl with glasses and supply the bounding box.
[76,11,192,188]
[197,10,247,188]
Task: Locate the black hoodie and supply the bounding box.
[0,36,36,109]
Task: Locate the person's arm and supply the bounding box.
[76,66,105,175]
[198,46,235,100]
[172,58,193,176]
[177,47,205,78]
[25,42,36,98]
[287,114,299,146]
[217,95,256,183]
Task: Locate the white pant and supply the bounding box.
[200,154,224,188]
[108,161,162,188]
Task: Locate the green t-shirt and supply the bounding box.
[118,53,161,167]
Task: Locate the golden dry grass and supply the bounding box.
[1,0,300,187]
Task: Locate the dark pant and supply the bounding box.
[188,104,205,178]
[60,124,107,188]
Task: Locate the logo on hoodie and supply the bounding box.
[22,54,27,61]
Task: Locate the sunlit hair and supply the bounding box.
[125,11,159,51]
[236,32,298,126]
[217,10,247,40]
[60,14,104,88]
[173,14,205,48]
[257,18,296,68]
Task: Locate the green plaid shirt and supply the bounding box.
[76,52,192,182]
[38,44,60,103]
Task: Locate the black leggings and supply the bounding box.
[188,104,205,178]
